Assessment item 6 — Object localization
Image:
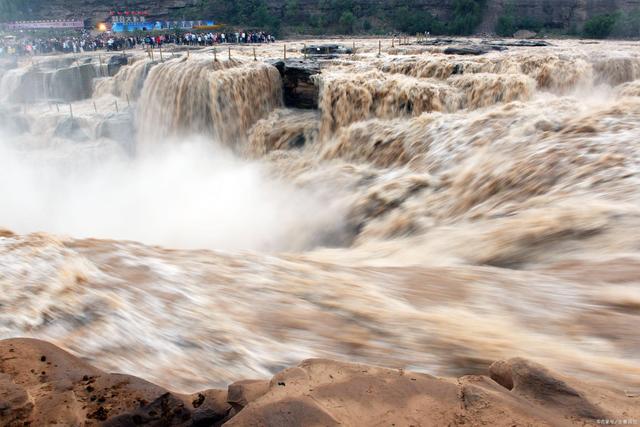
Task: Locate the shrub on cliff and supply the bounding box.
[495,14,516,36]
[610,8,640,38]
[582,13,618,39]
[392,5,445,35]
[448,0,486,35]
[339,11,355,33]
[495,3,543,37]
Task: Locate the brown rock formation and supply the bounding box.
[0,339,232,426]
[1,338,638,426]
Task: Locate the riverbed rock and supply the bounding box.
[53,117,91,142]
[1,338,638,426]
[49,63,97,101]
[107,55,130,77]
[483,39,551,47]
[418,37,465,46]
[513,29,538,39]
[443,42,509,55]
[270,59,321,109]
[300,44,353,56]
[489,358,609,420]
[96,112,136,151]
[0,338,232,427]
[444,45,492,55]
[3,62,96,103]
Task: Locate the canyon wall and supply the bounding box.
[4,0,640,33]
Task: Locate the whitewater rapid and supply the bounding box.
[0,38,639,393]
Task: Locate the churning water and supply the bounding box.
[1,39,639,392]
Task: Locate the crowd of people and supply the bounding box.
[0,29,276,57]
[179,31,275,45]
[0,30,107,56]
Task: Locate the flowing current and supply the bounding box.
[0,39,639,393]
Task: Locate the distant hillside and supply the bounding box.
[1,0,639,38]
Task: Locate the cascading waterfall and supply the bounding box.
[0,39,639,394]
[93,57,156,100]
[136,56,282,148]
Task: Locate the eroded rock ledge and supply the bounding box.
[0,338,637,426]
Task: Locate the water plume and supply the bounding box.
[0,132,347,252]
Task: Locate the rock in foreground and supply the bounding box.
[1,338,637,426]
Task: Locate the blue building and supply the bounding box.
[109,11,215,33]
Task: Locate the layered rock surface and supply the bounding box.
[1,338,637,426]
[270,59,321,109]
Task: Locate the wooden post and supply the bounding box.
[228,47,231,60]
[126,94,130,107]
[253,47,257,61]
[159,44,163,62]
[99,55,104,77]
[56,103,60,113]
[378,40,381,56]
[114,100,119,113]
[69,103,73,119]
[303,43,307,59]
[283,44,287,60]
[93,101,97,113]
[213,47,217,62]
[392,37,395,48]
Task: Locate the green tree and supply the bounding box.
[339,10,355,33]
[448,0,486,35]
[583,13,618,38]
[0,0,29,20]
[495,14,516,36]
[392,0,445,35]
[495,3,542,37]
[517,16,542,32]
[284,0,298,20]
[611,8,640,38]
